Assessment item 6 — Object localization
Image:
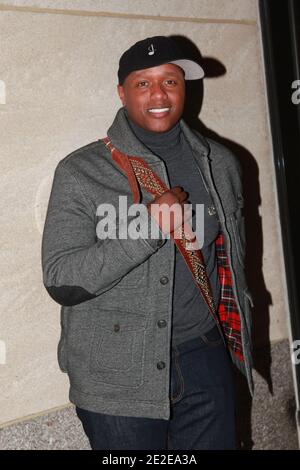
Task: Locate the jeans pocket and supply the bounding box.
[200,325,223,347]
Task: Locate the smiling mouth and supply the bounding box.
[147,107,171,116]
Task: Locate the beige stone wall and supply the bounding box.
[0,0,289,425]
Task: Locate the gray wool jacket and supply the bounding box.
[42,107,254,420]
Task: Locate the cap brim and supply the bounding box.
[169,59,205,80]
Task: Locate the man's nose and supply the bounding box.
[150,83,168,99]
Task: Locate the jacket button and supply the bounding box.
[113,324,120,332]
[157,361,166,370]
[157,320,167,328]
[160,276,169,285]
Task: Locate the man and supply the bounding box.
[42,36,254,450]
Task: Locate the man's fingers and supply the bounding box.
[170,187,189,203]
[171,186,183,194]
[178,191,189,203]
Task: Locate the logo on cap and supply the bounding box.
[148,44,155,56]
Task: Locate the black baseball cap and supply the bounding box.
[118,36,204,85]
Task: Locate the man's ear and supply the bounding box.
[117,85,126,106]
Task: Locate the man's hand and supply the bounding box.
[147,186,193,235]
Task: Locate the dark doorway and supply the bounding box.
[259,0,300,432]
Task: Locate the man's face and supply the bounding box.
[117,63,185,133]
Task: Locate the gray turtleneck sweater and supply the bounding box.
[128,117,220,346]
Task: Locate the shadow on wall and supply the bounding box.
[170,35,273,450]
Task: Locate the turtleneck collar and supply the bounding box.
[107,107,211,164]
[126,111,182,151]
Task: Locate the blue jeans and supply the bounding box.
[76,324,236,450]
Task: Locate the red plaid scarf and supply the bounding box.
[215,233,243,361]
[102,137,244,362]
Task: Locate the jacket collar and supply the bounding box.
[107,107,210,164]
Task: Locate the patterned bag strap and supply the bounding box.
[102,137,217,321]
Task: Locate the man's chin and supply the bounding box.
[142,118,178,133]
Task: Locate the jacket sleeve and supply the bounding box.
[41,163,164,306]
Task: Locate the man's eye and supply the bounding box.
[138,81,148,87]
[165,80,176,85]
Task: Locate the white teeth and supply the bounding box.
[148,108,170,113]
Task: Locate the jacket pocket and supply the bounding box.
[231,208,246,268]
[89,310,148,388]
[116,261,147,289]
